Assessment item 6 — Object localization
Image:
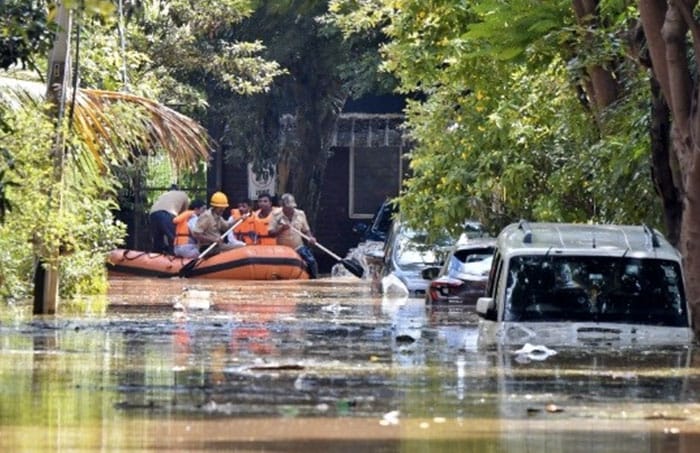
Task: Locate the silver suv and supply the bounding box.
[476,221,694,347]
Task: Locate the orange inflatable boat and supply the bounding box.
[107,246,309,280]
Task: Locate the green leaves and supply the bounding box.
[329,0,658,238]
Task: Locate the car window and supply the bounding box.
[373,202,396,234]
[503,256,688,327]
[395,235,440,266]
[486,251,502,298]
[394,229,452,267]
[461,255,493,274]
[453,247,494,263]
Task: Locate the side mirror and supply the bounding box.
[475,297,496,320]
[421,266,441,280]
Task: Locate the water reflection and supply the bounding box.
[0,276,699,452]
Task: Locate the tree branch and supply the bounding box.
[571,0,619,113]
[670,0,700,58]
[638,0,671,102]
[660,2,692,150]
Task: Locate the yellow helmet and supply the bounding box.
[210,191,229,208]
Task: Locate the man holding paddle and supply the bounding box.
[192,192,246,255]
[268,193,319,279]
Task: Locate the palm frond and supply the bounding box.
[79,89,212,170]
[0,76,44,109]
[0,76,212,171]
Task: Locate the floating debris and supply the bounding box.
[249,364,305,371]
[545,403,564,413]
[173,288,212,311]
[645,412,686,421]
[380,410,400,426]
[514,343,557,361]
[395,334,417,344]
[322,303,351,315]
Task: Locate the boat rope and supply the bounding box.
[120,249,148,261]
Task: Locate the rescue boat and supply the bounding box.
[107,245,309,280]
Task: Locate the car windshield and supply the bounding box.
[503,255,688,327]
[395,230,452,267]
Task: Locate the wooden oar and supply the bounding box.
[179,215,248,277]
[288,225,365,278]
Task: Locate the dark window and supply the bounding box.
[503,256,688,327]
[350,146,401,216]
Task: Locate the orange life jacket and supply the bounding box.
[253,209,277,245]
[173,210,195,246]
[230,208,257,244]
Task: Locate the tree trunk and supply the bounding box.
[288,101,326,226]
[571,0,620,121]
[648,78,682,245]
[638,0,700,333]
[286,88,340,228]
[282,54,346,229]
[681,162,700,330]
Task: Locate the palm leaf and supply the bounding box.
[80,89,211,170]
[0,76,212,171]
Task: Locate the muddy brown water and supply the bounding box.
[1,276,699,452]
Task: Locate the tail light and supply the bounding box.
[429,279,463,300]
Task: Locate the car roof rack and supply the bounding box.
[642,224,660,248]
[517,219,532,244]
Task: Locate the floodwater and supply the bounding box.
[1,275,700,452]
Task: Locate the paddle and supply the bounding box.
[287,225,365,278]
[179,215,248,277]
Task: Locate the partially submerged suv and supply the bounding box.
[426,233,495,305]
[476,221,694,347]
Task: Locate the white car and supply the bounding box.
[476,221,695,348]
[380,221,453,297]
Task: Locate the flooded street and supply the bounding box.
[1,276,700,452]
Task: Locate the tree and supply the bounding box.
[328,0,657,232]
[1,0,294,306]
[0,1,214,307]
[210,0,392,225]
[636,0,700,329]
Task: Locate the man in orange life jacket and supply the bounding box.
[172,199,206,258]
[250,192,278,245]
[228,198,257,245]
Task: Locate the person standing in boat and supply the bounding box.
[172,199,206,258]
[268,193,318,278]
[251,193,278,245]
[192,192,245,254]
[149,184,189,254]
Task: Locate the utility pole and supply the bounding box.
[34,3,72,314]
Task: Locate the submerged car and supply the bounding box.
[352,199,397,243]
[426,234,496,305]
[381,221,454,296]
[476,221,694,347]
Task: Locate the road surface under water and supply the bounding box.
[0,275,699,452]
